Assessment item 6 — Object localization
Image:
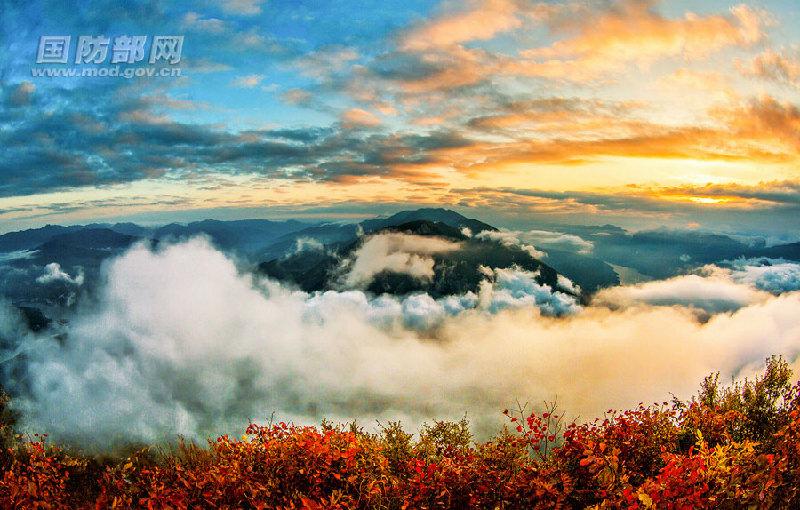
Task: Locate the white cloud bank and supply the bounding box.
[338,233,460,288]
[35,262,84,286]
[519,230,594,254]
[3,239,800,448]
[593,258,800,314]
[475,230,546,259]
[592,273,769,313]
[727,258,800,293]
[474,228,594,258]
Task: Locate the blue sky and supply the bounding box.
[0,0,799,234]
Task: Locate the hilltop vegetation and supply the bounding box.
[2,357,800,508]
[258,220,565,297]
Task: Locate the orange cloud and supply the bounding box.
[397,46,488,93]
[521,1,770,68]
[658,68,736,99]
[375,0,774,95]
[655,180,800,208]
[448,181,800,219]
[401,0,522,51]
[467,98,648,136]
[742,48,800,88]
[713,96,800,153]
[387,96,800,183]
[341,108,382,128]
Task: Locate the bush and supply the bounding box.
[0,357,799,508]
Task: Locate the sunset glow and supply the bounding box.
[0,0,796,234]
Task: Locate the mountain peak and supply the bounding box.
[361,208,496,234]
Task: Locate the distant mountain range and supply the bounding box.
[2,208,799,331]
[0,218,308,256]
[551,226,800,280]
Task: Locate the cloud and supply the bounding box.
[3,72,796,213]
[466,97,639,133]
[35,262,84,286]
[0,299,29,341]
[520,1,770,71]
[401,0,522,51]
[1,1,797,236]
[742,47,800,88]
[231,74,265,88]
[339,233,460,288]
[182,12,227,33]
[518,230,593,254]
[657,181,800,207]
[557,274,580,294]
[381,0,773,95]
[220,0,264,16]
[452,180,800,224]
[479,266,579,316]
[475,230,547,259]
[455,98,800,172]
[5,239,800,448]
[280,88,313,106]
[341,108,382,128]
[725,258,800,294]
[592,269,769,314]
[710,97,800,156]
[292,237,325,254]
[294,47,359,81]
[4,82,35,108]
[0,84,471,197]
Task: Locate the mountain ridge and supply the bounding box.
[258,219,570,299]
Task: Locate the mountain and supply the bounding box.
[4,210,798,327]
[360,208,496,235]
[0,224,86,252]
[31,228,142,268]
[542,250,620,293]
[0,218,310,260]
[558,227,800,280]
[758,242,800,261]
[99,222,153,237]
[150,219,308,254]
[259,219,567,298]
[255,223,360,261]
[253,209,495,263]
[16,306,52,332]
[257,248,341,292]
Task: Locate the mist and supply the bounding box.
[337,233,461,288]
[2,238,800,448]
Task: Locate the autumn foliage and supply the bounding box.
[2,357,800,508]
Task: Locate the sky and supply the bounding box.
[0,0,799,235]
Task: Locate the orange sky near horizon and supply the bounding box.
[1,0,798,232]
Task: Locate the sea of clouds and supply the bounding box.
[1,236,800,448]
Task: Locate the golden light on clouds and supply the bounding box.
[1,0,798,232]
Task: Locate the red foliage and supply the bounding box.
[0,436,72,509]
[2,363,800,508]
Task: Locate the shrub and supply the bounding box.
[0,357,799,508]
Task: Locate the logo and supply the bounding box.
[33,35,185,79]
